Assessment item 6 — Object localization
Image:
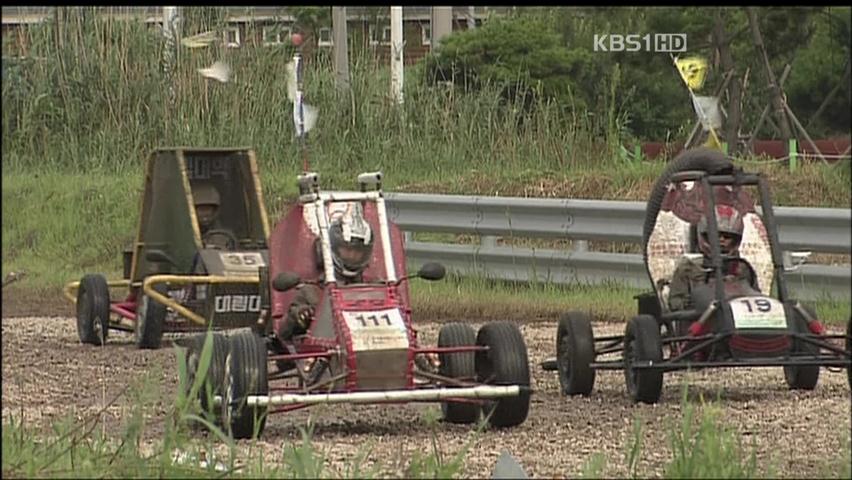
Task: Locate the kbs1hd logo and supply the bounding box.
[594,34,687,53]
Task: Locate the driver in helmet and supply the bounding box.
[279,204,375,341]
[193,182,236,250]
[668,204,757,312]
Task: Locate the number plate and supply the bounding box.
[341,309,409,351]
[730,296,787,329]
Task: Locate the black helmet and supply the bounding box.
[193,182,220,207]
[697,204,744,256]
[328,206,373,280]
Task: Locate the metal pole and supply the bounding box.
[291,36,309,171]
[390,6,404,104]
[431,6,453,50]
[331,6,350,93]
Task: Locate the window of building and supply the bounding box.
[263,25,289,46]
[318,27,333,47]
[381,26,392,45]
[421,24,431,46]
[224,26,240,48]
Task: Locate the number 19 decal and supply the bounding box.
[731,296,786,329]
[739,298,773,313]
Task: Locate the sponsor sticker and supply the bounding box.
[214,294,261,313]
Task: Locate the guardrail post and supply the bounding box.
[481,236,497,248]
[788,138,798,173]
[573,240,588,252]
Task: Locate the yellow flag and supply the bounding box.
[675,56,708,91]
[703,129,724,151]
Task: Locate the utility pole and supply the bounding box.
[431,6,453,50]
[467,6,476,30]
[332,6,350,94]
[390,6,404,104]
[746,7,792,142]
[162,7,180,107]
[712,10,743,155]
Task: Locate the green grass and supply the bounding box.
[2,167,849,325]
[411,274,642,323]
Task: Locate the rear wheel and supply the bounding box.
[223,330,269,439]
[438,323,479,424]
[784,342,820,390]
[624,315,664,404]
[556,311,596,396]
[76,274,110,345]
[475,322,530,428]
[184,332,229,428]
[135,284,167,349]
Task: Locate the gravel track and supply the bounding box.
[2,315,850,478]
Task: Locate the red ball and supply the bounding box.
[291,33,303,46]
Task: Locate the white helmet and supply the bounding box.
[328,204,373,279]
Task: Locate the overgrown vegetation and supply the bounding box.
[3,7,620,175]
[6,7,848,175]
[426,6,851,142]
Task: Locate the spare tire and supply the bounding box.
[642,147,734,258]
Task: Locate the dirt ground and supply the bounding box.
[2,293,850,478]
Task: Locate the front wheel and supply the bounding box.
[76,274,110,345]
[184,332,229,428]
[223,330,269,439]
[475,321,530,428]
[624,315,664,404]
[438,322,479,424]
[784,305,820,390]
[556,311,596,396]
[135,284,167,349]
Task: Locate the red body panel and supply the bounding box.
[269,201,411,324]
[268,199,415,393]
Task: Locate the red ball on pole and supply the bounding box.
[291,33,303,46]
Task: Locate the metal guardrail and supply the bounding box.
[385,193,851,301]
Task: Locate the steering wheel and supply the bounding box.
[202,229,239,250]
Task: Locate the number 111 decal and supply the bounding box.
[343,309,404,330]
[354,313,393,327]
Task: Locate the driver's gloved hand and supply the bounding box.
[295,305,315,329]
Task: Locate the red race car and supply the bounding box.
[184,171,531,439]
